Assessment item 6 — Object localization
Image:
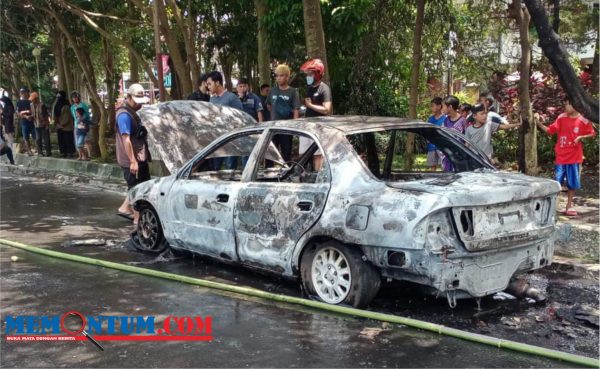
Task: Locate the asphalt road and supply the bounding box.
[0,171,586,367]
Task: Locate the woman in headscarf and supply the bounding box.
[52,90,75,157]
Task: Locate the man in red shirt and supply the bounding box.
[537,101,596,216]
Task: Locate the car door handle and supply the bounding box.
[216,194,229,203]
[297,201,313,212]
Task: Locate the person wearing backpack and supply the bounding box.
[267,64,300,162]
[115,83,151,224]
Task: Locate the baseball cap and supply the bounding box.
[127,83,146,104]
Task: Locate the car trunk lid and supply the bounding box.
[388,170,561,251]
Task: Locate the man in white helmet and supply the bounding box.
[115,83,151,224]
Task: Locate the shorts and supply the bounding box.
[426,150,441,167]
[555,164,580,190]
[76,134,86,149]
[122,162,151,190]
[21,121,35,141]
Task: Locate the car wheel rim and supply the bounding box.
[137,209,160,251]
[311,247,351,304]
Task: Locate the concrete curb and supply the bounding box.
[12,154,124,182]
[1,154,170,193]
[552,256,600,280]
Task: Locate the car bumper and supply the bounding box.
[368,237,554,299]
[430,238,554,298]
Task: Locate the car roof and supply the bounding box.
[261,115,430,135]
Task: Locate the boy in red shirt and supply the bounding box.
[537,101,596,216]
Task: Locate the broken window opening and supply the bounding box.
[189,133,261,181]
[253,132,327,184]
[347,128,489,182]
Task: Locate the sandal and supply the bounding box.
[116,212,134,221]
[563,209,578,217]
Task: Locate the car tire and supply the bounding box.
[131,205,168,254]
[301,241,381,308]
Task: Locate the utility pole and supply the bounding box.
[153,0,165,102]
[32,47,42,100]
[447,30,457,96]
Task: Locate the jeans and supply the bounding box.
[35,127,51,156]
[21,120,36,141]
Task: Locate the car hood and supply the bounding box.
[386,170,560,206]
[138,101,257,173]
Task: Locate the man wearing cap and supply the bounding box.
[115,83,151,223]
[16,87,35,155]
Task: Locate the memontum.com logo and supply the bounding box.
[5,311,213,349]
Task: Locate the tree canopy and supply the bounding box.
[1,0,598,166]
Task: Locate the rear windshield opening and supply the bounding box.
[346,127,488,181]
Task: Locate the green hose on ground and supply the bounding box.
[1,238,597,368]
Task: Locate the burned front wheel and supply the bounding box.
[131,206,168,253]
[301,241,381,308]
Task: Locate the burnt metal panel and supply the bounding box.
[345,205,370,231]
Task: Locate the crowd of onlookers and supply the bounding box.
[1,60,595,217]
[424,92,595,216]
[0,88,94,163]
[115,59,331,224]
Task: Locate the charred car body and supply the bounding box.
[130,101,560,308]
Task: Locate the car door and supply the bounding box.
[234,129,331,274]
[164,130,264,260]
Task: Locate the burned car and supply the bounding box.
[130,101,560,308]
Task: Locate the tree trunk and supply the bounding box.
[220,54,234,91]
[523,0,599,123]
[100,37,115,160]
[61,39,74,94]
[128,4,139,83]
[404,0,426,171]
[166,0,199,90]
[156,0,193,97]
[592,35,599,94]
[552,0,560,34]
[302,0,329,83]
[88,100,102,158]
[516,0,537,175]
[255,0,270,86]
[52,28,67,91]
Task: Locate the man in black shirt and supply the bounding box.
[259,84,270,122]
[16,87,35,155]
[187,73,210,102]
[300,59,332,170]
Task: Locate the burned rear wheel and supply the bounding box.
[132,206,168,253]
[301,241,381,308]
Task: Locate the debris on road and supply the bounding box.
[61,239,107,247]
